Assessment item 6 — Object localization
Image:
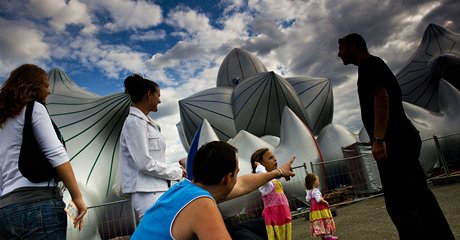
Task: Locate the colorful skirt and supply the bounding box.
[263,205,292,240]
[309,202,336,237]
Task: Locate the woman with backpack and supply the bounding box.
[0,64,87,239]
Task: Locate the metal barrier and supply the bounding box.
[422,134,460,177]
[306,133,460,207]
[67,199,136,240]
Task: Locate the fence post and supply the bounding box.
[310,162,314,174]
[130,200,138,232]
[433,135,450,176]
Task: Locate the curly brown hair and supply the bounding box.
[305,173,318,190]
[0,64,48,126]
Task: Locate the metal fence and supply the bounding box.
[67,199,136,240]
[420,134,460,177]
[307,133,460,206]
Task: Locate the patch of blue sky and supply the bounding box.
[280,18,296,29]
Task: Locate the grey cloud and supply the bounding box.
[424,0,460,32]
[241,16,287,54]
[242,34,285,55]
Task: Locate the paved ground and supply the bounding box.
[292,182,460,239]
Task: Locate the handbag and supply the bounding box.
[18,101,65,183]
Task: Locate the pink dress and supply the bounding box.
[261,179,292,240]
[307,188,336,237]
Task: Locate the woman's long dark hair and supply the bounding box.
[0,64,47,126]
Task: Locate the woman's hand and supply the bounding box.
[72,197,87,231]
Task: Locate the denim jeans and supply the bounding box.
[0,196,67,240]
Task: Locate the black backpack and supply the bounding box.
[18,101,66,183]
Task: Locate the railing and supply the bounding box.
[66,199,136,240]
[420,134,460,177]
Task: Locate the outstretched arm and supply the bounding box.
[223,156,296,201]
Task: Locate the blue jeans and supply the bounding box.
[0,197,67,240]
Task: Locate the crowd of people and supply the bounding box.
[0,32,455,240]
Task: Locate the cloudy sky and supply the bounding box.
[1,0,459,161]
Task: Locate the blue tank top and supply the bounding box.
[131,179,214,239]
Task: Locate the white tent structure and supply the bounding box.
[178,48,333,150]
[40,23,459,239]
[46,69,131,239]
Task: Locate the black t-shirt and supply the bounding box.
[357,55,418,142]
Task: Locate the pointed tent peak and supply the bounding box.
[187,118,220,154]
[438,78,460,114]
[271,106,323,176]
[48,68,99,98]
[316,123,357,166]
[48,68,76,84]
[279,106,314,142]
[425,23,458,34]
[197,118,221,145]
[358,127,370,143]
[227,130,274,173]
[426,23,441,31]
[216,48,267,88]
[229,130,273,150]
[278,106,321,163]
[49,67,65,74]
[186,118,220,180]
[422,23,460,43]
[317,123,358,147]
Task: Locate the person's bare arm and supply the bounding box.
[172,197,231,240]
[56,162,87,230]
[223,156,296,201]
[319,197,329,206]
[373,87,389,161]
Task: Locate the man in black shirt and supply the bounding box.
[338,33,454,239]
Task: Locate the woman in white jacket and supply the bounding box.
[119,74,186,220]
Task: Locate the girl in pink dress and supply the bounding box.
[305,173,338,240]
[251,148,292,240]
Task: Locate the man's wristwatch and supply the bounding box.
[373,137,385,144]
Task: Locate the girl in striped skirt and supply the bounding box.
[305,173,338,240]
[251,148,292,240]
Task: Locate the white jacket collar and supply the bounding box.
[129,106,149,121]
[129,106,160,130]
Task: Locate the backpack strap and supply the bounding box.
[24,101,34,135]
[24,101,35,126]
[25,101,66,148]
